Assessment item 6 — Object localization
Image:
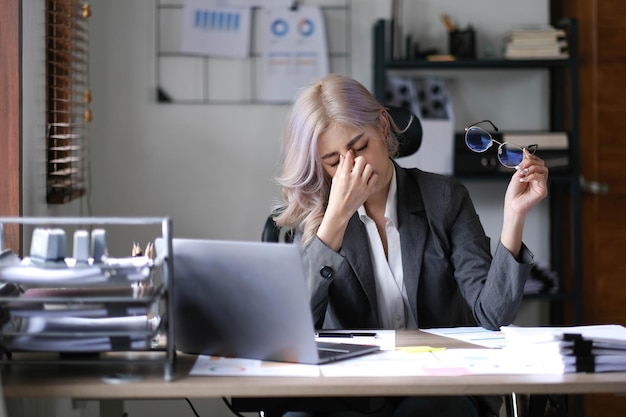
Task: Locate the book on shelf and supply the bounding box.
[505,43,569,59]
[504,24,568,59]
[509,37,567,47]
[505,50,569,59]
[509,25,566,42]
[506,40,567,52]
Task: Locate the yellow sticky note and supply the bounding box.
[397,346,446,353]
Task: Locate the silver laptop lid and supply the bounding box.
[156,238,321,363]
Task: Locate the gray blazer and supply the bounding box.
[299,163,535,416]
[301,163,534,331]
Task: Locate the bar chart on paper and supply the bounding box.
[180,0,252,58]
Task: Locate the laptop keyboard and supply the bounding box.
[316,342,353,360]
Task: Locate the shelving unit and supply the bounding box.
[373,18,582,325]
[0,217,175,381]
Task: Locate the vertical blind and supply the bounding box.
[46,0,91,204]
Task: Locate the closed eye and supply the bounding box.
[328,142,368,167]
[321,133,367,168]
[353,142,368,153]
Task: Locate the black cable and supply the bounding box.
[185,398,201,417]
[222,397,249,417]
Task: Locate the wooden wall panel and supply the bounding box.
[597,2,626,26]
[597,69,626,108]
[565,0,626,415]
[595,197,626,323]
[598,110,626,193]
[0,0,22,253]
[597,26,626,63]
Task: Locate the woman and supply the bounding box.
[273,74,548,417]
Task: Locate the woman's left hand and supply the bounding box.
[504,149,549,217]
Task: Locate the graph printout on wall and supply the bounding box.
[258,6,329,102]
[157,0,348,104]
[180,0,252,58]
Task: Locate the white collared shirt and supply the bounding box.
[357,169,418,330]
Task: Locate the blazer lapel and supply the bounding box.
[341,215,379,317]
[394,163,428,325]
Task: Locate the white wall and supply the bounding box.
[86,0,392,255]
[17,1,552,416]
[87,0,552,255]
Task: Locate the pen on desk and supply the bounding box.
[315,332,378,338]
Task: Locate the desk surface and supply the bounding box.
[3,330,626,399]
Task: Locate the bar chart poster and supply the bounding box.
[258,6,329,103]
[180,0,252,58]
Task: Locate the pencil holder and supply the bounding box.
[448,29,476,60]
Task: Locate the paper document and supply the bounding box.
[5,335,150,352]
[431,348,566,375]
[499,324,626,373]
[5,286,158,318]
[190,356,320,377]
[319,350,435,377]
[421,327,508,348]
[501,324,626,345]
[258,6,329,102]
[1,315,154,352]
[180,0,252,58]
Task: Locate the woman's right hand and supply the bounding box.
[317,150,378,251]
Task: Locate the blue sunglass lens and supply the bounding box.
[498,144,524,168]
[465,127,492,152]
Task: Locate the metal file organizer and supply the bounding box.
[0,217,175,381]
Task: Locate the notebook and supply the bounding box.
[155,238,380,364]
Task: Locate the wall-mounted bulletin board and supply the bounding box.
[155,0,352,105]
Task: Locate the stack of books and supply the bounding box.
[504,25,568,60]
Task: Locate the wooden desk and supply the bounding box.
[3,330,626,400]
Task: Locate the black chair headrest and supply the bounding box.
[386,106,422,158]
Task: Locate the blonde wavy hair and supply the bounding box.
[273,74,404,246]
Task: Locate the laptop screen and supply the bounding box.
[156,238,322,363]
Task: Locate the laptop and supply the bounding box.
[155,238,380,364]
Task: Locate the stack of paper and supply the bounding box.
[4,286,159,318]
[0,255,161,353]
[4,315,154,352]
[504,25,568,60]
[501,325,626,373]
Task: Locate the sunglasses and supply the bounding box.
[464,120,538,168]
